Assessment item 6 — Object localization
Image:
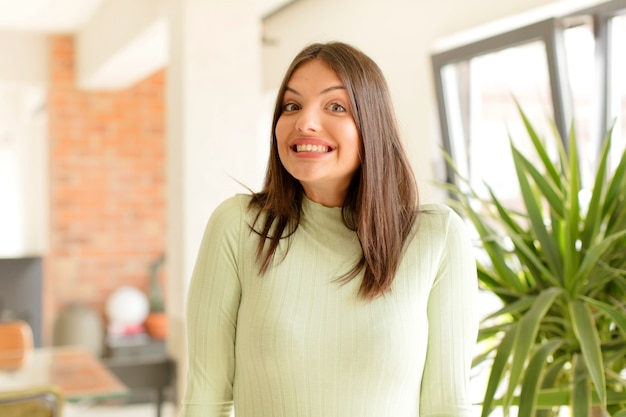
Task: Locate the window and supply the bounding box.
[432,0,626,205]
[438,40,554,209]
[610,13,626,172]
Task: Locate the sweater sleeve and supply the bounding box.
[419,207,479,417]
[179,196,244,417]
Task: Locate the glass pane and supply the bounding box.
[442,40,554,211]
[610,14,626,172]
[564,22,596,188]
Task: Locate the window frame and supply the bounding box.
[431,0,626,186]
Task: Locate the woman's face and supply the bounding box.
[275,59,361,206]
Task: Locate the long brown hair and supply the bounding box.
[250,42,419,300]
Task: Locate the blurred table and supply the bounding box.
[0,345,128,403]
[103,337,176,417]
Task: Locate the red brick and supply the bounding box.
[44,36,166,344]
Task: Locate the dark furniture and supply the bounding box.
[102,338,176,417]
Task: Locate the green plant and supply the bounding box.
[442,105,626,417]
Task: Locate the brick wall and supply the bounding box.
[44,36,166,344]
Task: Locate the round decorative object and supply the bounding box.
[105,285,149,327]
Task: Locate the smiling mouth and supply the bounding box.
[293,144,332,153]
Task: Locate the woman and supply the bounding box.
[181,42,478,417]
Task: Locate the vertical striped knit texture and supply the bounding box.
[181,194,478,417]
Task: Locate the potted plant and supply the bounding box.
[144,254,167,339]
[442,105,626,417]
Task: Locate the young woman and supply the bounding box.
[180,41,479,417]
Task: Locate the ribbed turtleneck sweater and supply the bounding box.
[181,194,478,417]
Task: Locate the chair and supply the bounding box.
[0,320,34,369]
[0,386,64,417]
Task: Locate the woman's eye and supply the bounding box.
[283,102,299,112]
[328,103,346,112]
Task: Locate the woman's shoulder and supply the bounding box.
[208,193,256,226]
[213,193,253,211]
[415,202,468,235]
[418,202,457,219]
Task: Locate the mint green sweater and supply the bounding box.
[181,194,479,417]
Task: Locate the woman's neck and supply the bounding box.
[301,183,347,208]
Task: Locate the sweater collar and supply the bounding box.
[300,195,353,234]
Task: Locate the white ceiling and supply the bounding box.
[0,0,292,33]
[0,0,102,32]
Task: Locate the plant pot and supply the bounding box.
[144,312,168,340]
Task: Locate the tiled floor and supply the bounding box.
[66,401,177,417]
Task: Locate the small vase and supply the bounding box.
[144,312,167,339]
[53,303,104,357]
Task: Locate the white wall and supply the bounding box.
[0,32,49,257]
[261,0,605,203]
[0,31,48,86]
[165,0,264,398]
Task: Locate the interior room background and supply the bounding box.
[0,0,616,402]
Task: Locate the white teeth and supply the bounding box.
[295,144,330,153]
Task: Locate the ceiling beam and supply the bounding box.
[76,0,167,90]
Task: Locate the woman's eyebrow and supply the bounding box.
[284,85,346,96]
[284,86,300,96]
[320,85,346,95]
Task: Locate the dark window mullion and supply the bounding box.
[544,19,574,148]
[593,14,612,150]
[456,62,472,185]
[431,60,455,186]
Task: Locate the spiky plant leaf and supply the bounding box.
[442,107,626,415]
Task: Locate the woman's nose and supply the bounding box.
[295,108,321,132]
